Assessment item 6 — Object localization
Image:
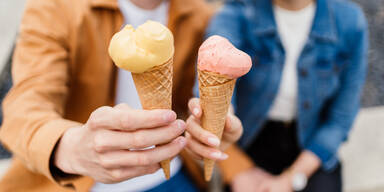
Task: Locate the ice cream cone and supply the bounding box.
[198,70,235,181]
[108,20,176,180]
[132,58,173,180]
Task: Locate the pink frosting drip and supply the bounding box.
[197,35,252,79]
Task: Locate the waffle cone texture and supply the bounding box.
[132,58,173,179]
[198,70,235,181]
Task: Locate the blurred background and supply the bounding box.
[0,0,383,192]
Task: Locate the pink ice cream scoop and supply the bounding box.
[197,35,252,78]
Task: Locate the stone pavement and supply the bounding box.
[340,107,384,192]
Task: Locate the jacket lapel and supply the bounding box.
[168,0,195,33]
[310,0,338,43]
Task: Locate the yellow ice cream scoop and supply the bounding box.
[108,20,174,73]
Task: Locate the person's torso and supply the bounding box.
[2,0,212,191]
[232,0,366,148]
[267,3,316,121]
[62,0,211,123]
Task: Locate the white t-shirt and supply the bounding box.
[91,1,182,191]
[268,3,316,121]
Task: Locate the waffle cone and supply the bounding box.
[198,70,235,181]
[132,58,173,180]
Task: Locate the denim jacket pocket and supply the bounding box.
[315,58,338,98]
[315,58,335,77]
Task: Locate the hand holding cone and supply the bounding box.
[108,20,174,179]
[197,35,252,181]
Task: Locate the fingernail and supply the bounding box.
[211,152,222,159]
[227,115,232,124]
[178,137,186,146]
[177,120,186,130]
[163,111,175,121]
[207,137,220,147]
[193,108,199,116]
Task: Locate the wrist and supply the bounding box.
[282,167,307,191]
[286,151,321,178]
[54,126,81,175]
[281,168,293,180]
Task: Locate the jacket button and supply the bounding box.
[299,68,308,77]
[303,101,311,110]
[333,65,340,73]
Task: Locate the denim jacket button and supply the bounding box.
[299,68,308,77]
[333,65,340,73]
[303,101,311,109]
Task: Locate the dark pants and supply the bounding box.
[245,120,342,192]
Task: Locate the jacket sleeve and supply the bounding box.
[0,0,82,185]
[305,7,368,170]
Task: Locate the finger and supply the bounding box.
[106,164,160,183]
[88,106,116,129]
[88,104,176,131]
[114,104,177,130]
[186,116,220,147]
[253,175,270,192]
[258,183,270,192]
[251,170,270,182]
[184,133,203,160]
[254,183,264,192]
[99,136,186,168]
[253,168,272,178]
[224,114,241,134]
[223,114,243,142]
[228,104,235,114]
[188,98,202,118]
[184,148,203,161]
[186,135,228,161]
[93,120,186,152]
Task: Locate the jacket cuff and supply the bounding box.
[28,119,82,186]
[305,141,339,171]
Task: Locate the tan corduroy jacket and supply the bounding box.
[0,0,254,191]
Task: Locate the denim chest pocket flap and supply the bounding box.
[316,57,336,77]
[314,55,343,99]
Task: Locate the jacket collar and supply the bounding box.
[248,0,276,36]
[91,0,119,9]
[250,0,338,43]
[90,0,195,32]
[310,0,338,42]
[168,0,195,29]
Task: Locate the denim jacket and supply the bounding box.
[206,0,368,170]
